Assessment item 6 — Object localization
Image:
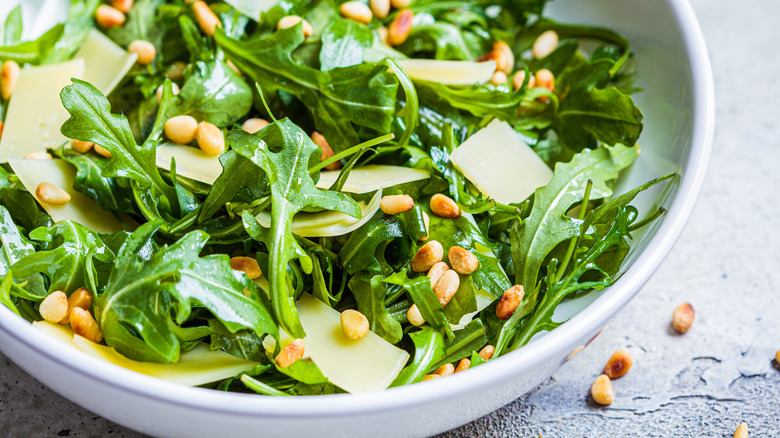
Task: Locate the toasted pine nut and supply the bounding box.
[407,304,425,326]
[36,182,71,205]
[455,358,470,373]
[434,363,454,377]
[603,349,633,379]
[39,291,68,324]
[512,70,535,91]
[166,61,187,80]
[479,345,494,361]
[433,269,459,306]
[430,194,460,219]
[672,302,694,334]
[421,211,430,241]
[448,246,478,275]
[733,423,748,438]
[391,0,411,8]
[494,41,514,74]
[370,0,391,19]
[377,26,389,46]
[59,287,93,325]
[156,82,180,103]
[70,308,103,343]
[311,131,340,171]
[128,40,156,65]
[195,121,225,155]
[277,15,313,38]
[590,374,614,405]
[164,115,198,145]
[95,5,126,28]
[532,30,559,59]
[380,195,414,215]
[496,285,524,320]
[71,140,94,153]
[341,309,370,340]
[225,59,241,76]
[93,144,112,158]
[421,374,440,382]
[1,60,20,101]
[535,68,555,92]
[427,261,448,290]
[411,240,443,272]
[489,71,507,86]
[388,9,413,46]
[275,338,305,368]
[242,118,270,134]
[110,0,134,13]
[22,152,53,160]
[192,1,221,36]
[229,256,262,280]
[0,120,4,139]
[340,1,373,23]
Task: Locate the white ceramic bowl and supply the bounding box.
[0,0,713,436]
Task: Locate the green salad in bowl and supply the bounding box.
[0,0,672,396]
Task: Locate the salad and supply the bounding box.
[0,0,673,395]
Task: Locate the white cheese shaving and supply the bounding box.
[74,29,138,95]
[396,59,497,86]
[223,0,278,21]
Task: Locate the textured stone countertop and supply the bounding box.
[2,0,779,437]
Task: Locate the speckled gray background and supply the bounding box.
[2,0,779,437]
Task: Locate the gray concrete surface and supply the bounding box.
[2,0,779,436]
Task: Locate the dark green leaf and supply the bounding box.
[390,327,446,386]
[349,274,402,344]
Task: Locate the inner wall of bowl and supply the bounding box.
[546,0,693,321]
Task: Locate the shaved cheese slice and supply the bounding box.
[254,190,381,237]
[156,143,224,184]
[0,59,85,162]
[296,294,409,393]
[74,29,138,95]
[450,120,553,204]
[452,289,496,330]
[33,321,259,386]
[8,158,123,234]
[224,0,278,20]
[317,165,429,194]
[396,59,496,86]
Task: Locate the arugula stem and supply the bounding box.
[309,133,394,175]
[627,207,666,232]
[555,180,593,282]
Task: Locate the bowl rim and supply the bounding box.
[0,0,715,422]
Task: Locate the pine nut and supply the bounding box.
[22,152,53,160]
[0,121,4,139]
[535,68,555,92]
[421,374,440,382]
[455,358,470,373]
[672,302,694,334]
[195,121,225,155]
[377,26,389,46]
[391,0,411,8]
[433,363,454,377]
[311,131,340,170]
[489,71,507,86]
[164,115,198,145]
[35,182,71,205]
[433,269,459,306]
[427,261,448,290]
[129,40,155,65]
[370,0,390,19]
[590,374,614,405]
[277,15,313,37]
[430,193,460,219]
[39,291,68,324]
[1,60,20,101]
[513,70,535,91]
[496,285,524,320]
[411,240,443,272]
[407,304,425,326]
[229,256,262,279]
[421,211,429,241]
[156,82,180,103]
[166,61,187,80]
[59,287,93,325]
[340,2,373,24]
[192,1,221,36]
[93,144,112,158]
[479,345,494,361]
[110,0,134,13]
[448,246,478,275]
[494,41,514,74]
[242,118,270,134]
[733,423,748,438]
[388,9,413,46]
[380,195,414,215]
[70,308,103,343]
[95,5,126,29]
[532,30,559,59]
[275,338,305,368]
[71,140,94,153]
[341,309,370,340]
[603,349,633,379]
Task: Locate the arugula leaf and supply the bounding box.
[348,274,402,344]
[209,319,268,363]
[2,6,22,45]
[0,206,35,277]
[199,151,267,222]
[107,0,167,48]
[0,272,19,316]
[390,327,446,386]
[383,271,452,336]
[55,148,136,214]
[0,188,53,232]
[40,0,99,64]
[430,319,488,371]
[96,221,278,363]
[273,358,329,386]
[340,215,408,276]
[0,24,64,64]
[319,18,372,71]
